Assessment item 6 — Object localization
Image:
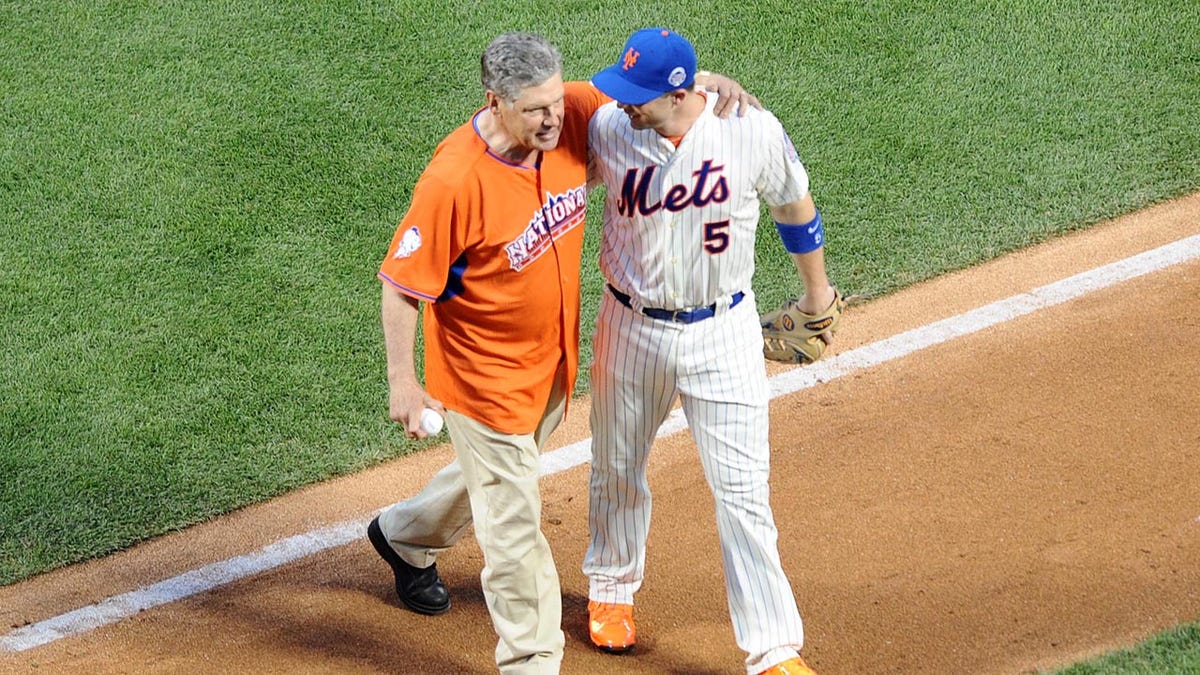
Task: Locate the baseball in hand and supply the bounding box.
[419,408,444,435]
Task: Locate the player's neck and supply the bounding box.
[654,90,706,139]
[477,109,538,165]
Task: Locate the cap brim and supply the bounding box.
[590,65,663,105]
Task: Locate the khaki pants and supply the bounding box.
[378,365,568,674]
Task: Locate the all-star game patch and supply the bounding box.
[784,132,801,164]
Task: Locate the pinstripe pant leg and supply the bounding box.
[679,298,804,670]
[584,293,680,604]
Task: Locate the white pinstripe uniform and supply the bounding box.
[584,93,810,673]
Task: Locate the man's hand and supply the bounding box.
[697,71,763,118]
[389,382,444,439]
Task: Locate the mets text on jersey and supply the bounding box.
[505,185,587,271]
[617,159,729,217]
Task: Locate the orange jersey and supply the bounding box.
[379,81,608,434]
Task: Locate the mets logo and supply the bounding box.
[392,226,422,259]
[622,47,639,70]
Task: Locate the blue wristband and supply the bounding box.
[775,210,824,254]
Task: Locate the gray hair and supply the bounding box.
[480,32,562,102]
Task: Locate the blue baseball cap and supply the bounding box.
[592,27,697,105]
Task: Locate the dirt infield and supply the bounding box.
[2,194,1199,674]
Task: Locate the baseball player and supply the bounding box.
[582,28,835,675]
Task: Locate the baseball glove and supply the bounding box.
[760,288,846,364]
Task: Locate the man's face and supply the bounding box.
[617,93,675,131]
[492,72,565,153]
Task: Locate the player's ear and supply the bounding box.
[485,90,503,114]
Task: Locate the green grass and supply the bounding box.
[2,0,1198,670]
[1046,624,1200,674]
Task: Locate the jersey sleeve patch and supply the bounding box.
[392,226,423,259]
[783,132,801,164]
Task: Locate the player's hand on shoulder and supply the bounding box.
[700,72,763,118]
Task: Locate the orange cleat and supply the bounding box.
[756,656,818,675]
[587,600,636,653]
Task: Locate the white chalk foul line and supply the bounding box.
[1,522,368,653]
[773,233,1200,396]
[3,233,1198,653]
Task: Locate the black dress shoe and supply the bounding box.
[367,516,451,615]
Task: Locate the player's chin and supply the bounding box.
[533,129,561,150]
